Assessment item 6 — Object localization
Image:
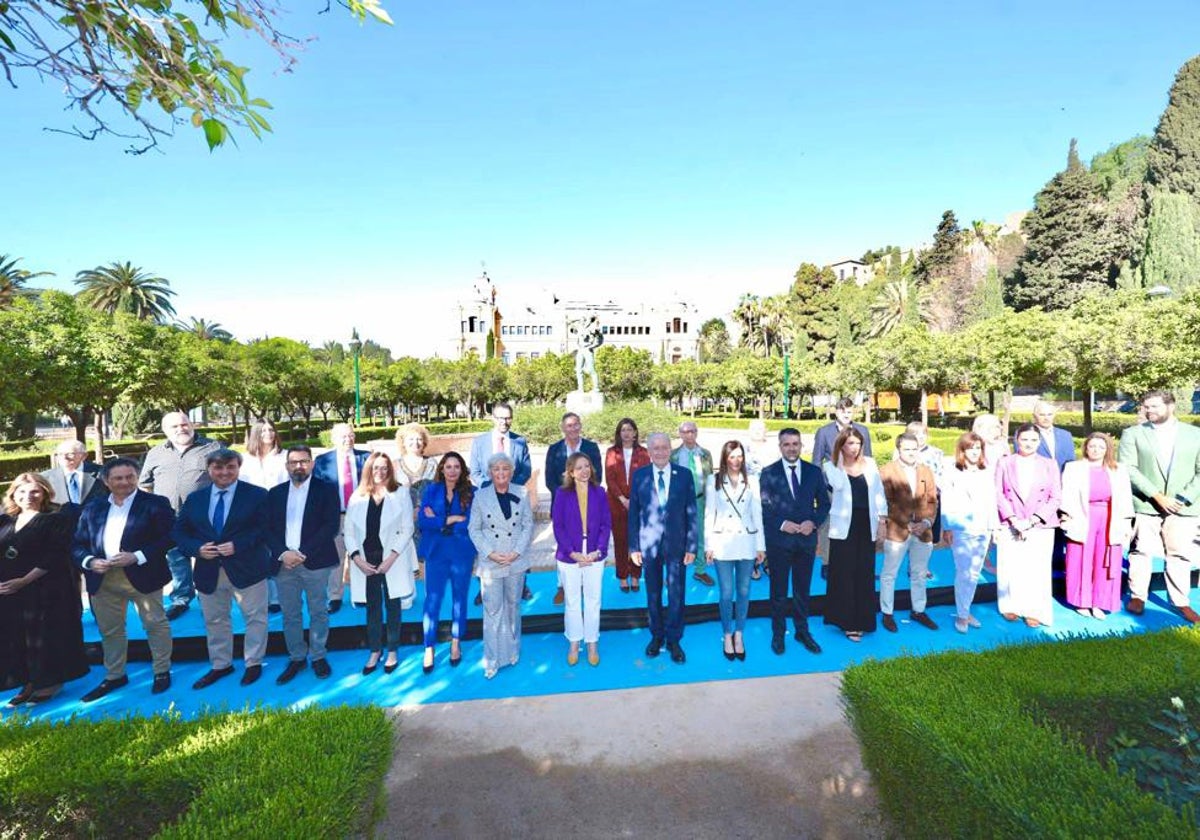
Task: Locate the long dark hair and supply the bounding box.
[435,451,473,509]
[714,439,748,491]
[612,417,639,448]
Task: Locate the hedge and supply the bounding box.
[316,419,491,448]
[0,705,393,838]
[841,627,1200,838]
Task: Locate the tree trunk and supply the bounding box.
[1083,388,1094,433]
[920,389,929,428]
[1000,389,1013,440]
[93,408,106,463]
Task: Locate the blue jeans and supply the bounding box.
[166,547,195,607]
[715,559,754,634]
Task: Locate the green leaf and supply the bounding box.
[126,82,143,111]
[201,118,227,151]
[0,27,14,51]
[248,98,273,109]
[249,111,272,133]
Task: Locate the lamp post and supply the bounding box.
[349,328,363,424]
[782,337,793,420]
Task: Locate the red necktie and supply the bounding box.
[341,453,354,508]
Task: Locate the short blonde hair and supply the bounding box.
[395,423,430,453]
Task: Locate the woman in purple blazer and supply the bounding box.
[551,453,612,667]
[994,423,1062,628]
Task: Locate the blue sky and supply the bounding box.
[4,1,1198,355]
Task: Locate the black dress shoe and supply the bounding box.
[795,630,822,654]
[771,636,785,655]
[328,599,343,614]
[240,664,263,686]
[151,673,172,694]
[312,658,332,679]
[7,686,35,706]
[666,641,686,664]
[645,637,664,658]
[735,647,746,662]
[881,613,898,633]
[192,666,235,690]
[911,612,939,631]
[277,660,307,685]
[165,603,189,621]
[268,603,282,614]
[81,676,129,703]
[723,643,735,661]
[383,658,399,674]
[449,653,462,668]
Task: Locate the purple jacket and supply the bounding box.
[551,483,612,563]
[995,453,1062,528]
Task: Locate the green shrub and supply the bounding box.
[0,705,393,839]
[317,419,491,448]
[1112,691,1200,815]
[516,402,685,446]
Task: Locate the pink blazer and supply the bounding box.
[995,454,1061,528]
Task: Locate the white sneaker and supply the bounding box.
[954,618,968,634]
[1091,608,1107,621]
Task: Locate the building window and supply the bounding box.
[530,352,539,359]
[683,322,688,333]
[672,317,681,333]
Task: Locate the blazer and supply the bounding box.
[469,485,534,580]
[670,445,713,498]
[545,438,603,493]
[1015,426,1075,473]
[940,466,999,535]
[759,458,830,552]
[42,462,106,507]
[344,489,417,606]
[879,460,939,543]
[551,483,612,563]
[172,480,270,593]
[823,459,888,541]
[1118,420,1200,517]
[994,453,1061,529]
[704,474,766,560]
[1060,461,1135,547]
[418,482,475,564]
[469,430,533,488]
[313,447,372,507]
[72,490,174,595]
[605,444,650,507]
[627,462,698,563]
[264,477,342,574]
[811,421,873,467]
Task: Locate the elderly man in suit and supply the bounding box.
[73,458,175,701]
[42,439,106,507]
[879,433,940,632]
[812,398,873,575]
[312,422,371,614]
[759,428,830,655]
[173,448,271,689]
[545,411,603,606]
[671,420,714,586]
[1119,390,1200,624]
[266,444,342,684]
[1020,401,1075,473]
[630,432,698,664]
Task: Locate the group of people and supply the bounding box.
[3,389,1197,706]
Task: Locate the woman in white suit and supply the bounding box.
[1060,432,1134,619]
[345,452,416,675]
[469,453,534,679]
[704,440,764,660]
[941,433,999,633]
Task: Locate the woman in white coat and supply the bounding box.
[704,440,764,660]
[940,433,999,633]
[344,452,416,675]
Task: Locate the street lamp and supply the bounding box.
[349,328,363,424]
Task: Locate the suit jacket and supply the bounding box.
[551,483,612,562]
[469,485,534,580]
[469,431,532,488]
[173,480,270,593]
[670,445,713,499]
[879,460,939,543]
[940,466,999,535]
[545,438,603,493]
[72,490,174,595]
[823,459,888,541]
[343,489,416,605]
[994,453,1061,528]
[1060,461,1135,546]
[605,445,650,507]
[1118,420,1200,516]
[313,447,372,506]
[704,474,766,560]
[1015,425,1075,472]
[627,463,697,563]
[264,477,341,574]
[811,421,873,466]
[42,462,106,507]
[418,482,475,565]
[759,458,830,553]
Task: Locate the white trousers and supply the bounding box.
[1128,513,1197,607]
[951,531,991,620]
[995,526,1054,625]
[559,560,605,643]
[880,535,933,614]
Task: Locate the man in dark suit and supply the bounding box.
[629,432,697,664]
[545,411,603,605]
[760,429,831,655]
[266,444,341,684]
[42,439,106,507]
[312,422,371,613]
[73,458,175,701]
[1021,401,1075,473]
[173,449,270,689]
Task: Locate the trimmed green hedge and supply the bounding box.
[317,419,491,448]
[842,628,1200,837]
[0,705,393,838]
[516,402,685,446]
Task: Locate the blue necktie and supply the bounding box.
[789,464,801,498]
[212,489,227,533]
[657,470,666,512]
[69,473,80,504]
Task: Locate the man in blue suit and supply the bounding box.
[265,445,342,685]
[173,449,270,690]
[629,432,697,664]
[73,458,176,701]
[760,429,831,656]
[1020,401,1075,472]
[469,402,532,488]
[545,411,603,605]
[312,422,371,613]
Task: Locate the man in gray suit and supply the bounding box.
[42,439,106,507]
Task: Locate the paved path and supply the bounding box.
[380,671,886,839]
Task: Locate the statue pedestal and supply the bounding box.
[566,390,605,416]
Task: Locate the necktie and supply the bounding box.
[341,453,354,508]
[657,470,666,511]
[69,473,80,504]
[789,464,801,498]
[498,435,508,455]
[212,489,227,533]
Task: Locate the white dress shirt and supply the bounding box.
[284,478,311,551]
[84,490,147,569]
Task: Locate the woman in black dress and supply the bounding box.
[0,472,90,705]
[821,429,887,642]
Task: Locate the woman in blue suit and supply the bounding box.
[418,452,474,674]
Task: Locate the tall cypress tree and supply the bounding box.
[915,210,962,283]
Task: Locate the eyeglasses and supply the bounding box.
[287,459,312,466]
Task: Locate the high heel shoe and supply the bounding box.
[722,639,735,661]
[449,642,462,667]
[385,657,400,674]
[363,662,379,676]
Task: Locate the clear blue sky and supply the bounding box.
[4,1,1197,355]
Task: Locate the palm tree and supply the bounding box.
[733,294,766,355]
[0,254,53,307]
[177,316,233,341]
[74,261,177,323]
[868,278,932,338]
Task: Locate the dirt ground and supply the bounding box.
[379,672,887,839]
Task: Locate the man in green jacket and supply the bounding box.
[671,421,714,586]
